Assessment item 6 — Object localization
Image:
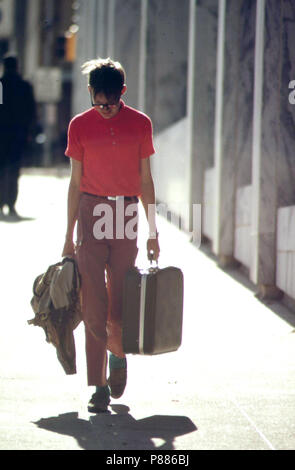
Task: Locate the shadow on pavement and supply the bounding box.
[0,214,35,223]
[33,405,197,450]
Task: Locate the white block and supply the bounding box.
[277,205,295,252]
[235,185,252,227]
[203,167,215,239]
[276,251,288,292]
[234,226,251,268]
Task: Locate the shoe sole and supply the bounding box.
[87,405,110,413]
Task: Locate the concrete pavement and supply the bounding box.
[0,168,295,451]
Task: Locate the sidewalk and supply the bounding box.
[0,169,295,450]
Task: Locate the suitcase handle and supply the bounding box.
[149,258,159,273]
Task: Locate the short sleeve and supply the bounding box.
[140,117,155,159]
[65,118,84,161]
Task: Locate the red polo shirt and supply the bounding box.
[65,100,155,196]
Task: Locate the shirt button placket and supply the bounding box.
[110,127,116,147]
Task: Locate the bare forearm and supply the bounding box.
[139,158,160,260]
[140,180,157,235]
[65,181,81,240]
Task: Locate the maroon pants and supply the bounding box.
[76,193,138,386]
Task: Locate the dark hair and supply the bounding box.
[3,55,18,73]
[81,57,125,100]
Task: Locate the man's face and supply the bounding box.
[91,91,121,119]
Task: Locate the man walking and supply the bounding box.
[62,58,160,413]
[0,55,36,217]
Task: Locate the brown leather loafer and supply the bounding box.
[108,367,127,399]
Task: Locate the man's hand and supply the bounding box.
[62,238,75,258]
[147,235,160,262]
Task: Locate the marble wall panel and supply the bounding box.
[216,0,255,257]
[250,0,280,286]
[146,0,189,133]
[194,0,218,171]
[251,0,295,287]
[72,0,99,116]
[191,0,218,206]
[235,0,256,188]
[214,0,241,256]
[113,0,141,109]
[259,0,281,237]
[277,0,295,208]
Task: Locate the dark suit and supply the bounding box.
[0,72,36,211]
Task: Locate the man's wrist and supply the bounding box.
[148,230,159,239]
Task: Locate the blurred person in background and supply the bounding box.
[0,55,36,218]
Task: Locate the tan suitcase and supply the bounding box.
[122,266,184,355]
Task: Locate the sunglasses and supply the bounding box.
[90,95,120,110]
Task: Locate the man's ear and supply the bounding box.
[121,84,127,96]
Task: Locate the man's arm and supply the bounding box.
[62,159,82,257]
[140,157,160,261]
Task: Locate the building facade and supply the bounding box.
[73,0,295,309]
[3,0,295,310]
[0,0,75,166]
